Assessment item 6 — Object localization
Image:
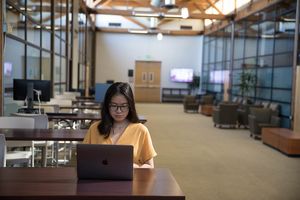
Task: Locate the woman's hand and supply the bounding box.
[133,158,154,168]
[133,163,140,168]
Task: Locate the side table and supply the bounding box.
[201,105,213,116]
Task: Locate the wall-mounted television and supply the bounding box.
[170,68,193,83]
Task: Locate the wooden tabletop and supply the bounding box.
[47,113,102,121]
[76,96,95,100]
[59,105,101,110]
[0,128,86,141]
[47,113,147,124]
[0,168,185,200]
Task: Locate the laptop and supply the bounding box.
[76,144,133,180]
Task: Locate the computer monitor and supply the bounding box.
[13,79,51,110]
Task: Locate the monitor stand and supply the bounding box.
[17,82,44,114]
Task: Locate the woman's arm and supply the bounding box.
[134,158,154,168]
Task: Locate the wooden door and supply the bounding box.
[134,61,161,102]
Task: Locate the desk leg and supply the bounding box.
[42,145,47,167]
[55,141,59,167]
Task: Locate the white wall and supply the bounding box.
[95,32,203,89]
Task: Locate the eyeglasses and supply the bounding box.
[109,103,129,112]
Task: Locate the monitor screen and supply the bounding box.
[13,79,51,102]
[170,68,193,83]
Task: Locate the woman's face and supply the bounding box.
[109,94,129,122]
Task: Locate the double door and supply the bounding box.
[134,61,161,103]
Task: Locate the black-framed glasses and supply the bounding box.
[109,103,129,112]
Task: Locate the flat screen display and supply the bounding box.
[170,68,193,83]
[13,79,51,102]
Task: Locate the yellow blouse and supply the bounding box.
[83,121,157,165]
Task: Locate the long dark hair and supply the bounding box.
[98,82,139,138]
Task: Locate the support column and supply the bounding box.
[293,0,300,131]
[72,1,79,90]
[0,0,4,115]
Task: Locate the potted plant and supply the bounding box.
[239,71,256,103]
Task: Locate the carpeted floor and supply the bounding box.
[135,103,300,200]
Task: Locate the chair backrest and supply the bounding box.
[202,95,214,105]
[39,104,59,113]
[0,134,6,167]
[0,117,35,129]
[63,91,81,98]
[10,114,49,129]
[219,103,239,116]
[184,95,196,103]
[261,101,270,108]
[0,117,35,147]
[249,108,272,123]
[48,98,72,106]
[268,102,280,116]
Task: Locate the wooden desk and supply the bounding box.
[1,128,86,167]
[76,96,95,100]
[47,113,101,121]
[47,113,147,124]
[0,168,185,200]
[72,99,100,106]
[59,105,101,111]
[0,128,86,141]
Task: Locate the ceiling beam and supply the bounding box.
[89,8,226,20]
[204,0,284,35]
[193,2,205,13]
[97,27,203,36]
[100,0,112,7]
[206,0,223,14]
[93,0,103,7]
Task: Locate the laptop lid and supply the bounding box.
[76,144,133,180]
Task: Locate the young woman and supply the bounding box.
[83,82,157,168]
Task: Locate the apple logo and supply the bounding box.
[102,159,108,165]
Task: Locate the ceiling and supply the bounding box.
[83,0,227,36]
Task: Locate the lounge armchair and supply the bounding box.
[199,94,215,116]
[248,107,280,139]
[237,104,263,128]
[199,94,214,105]
[213,103,239,128]
[183,95,199,113]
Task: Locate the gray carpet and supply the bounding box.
[135,103,300,200]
